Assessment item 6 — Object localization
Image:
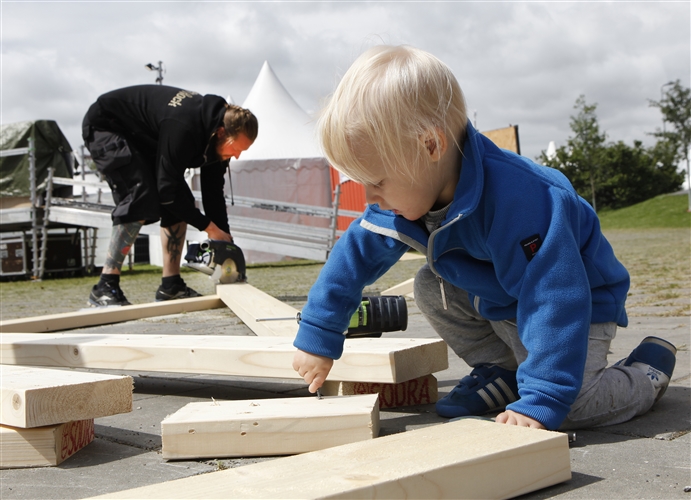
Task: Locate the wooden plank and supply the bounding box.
[93,418,571,499]
[0,419,94,469]
[381,277,415,296]
[321,374,437,409]
[398,252,425,261]
[0,295,225,333]
[1,365,132,428]
[161,394,379,460]
[217,283,298,337]
[0,334,448,384]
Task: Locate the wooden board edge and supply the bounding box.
[381,278,415,296]
[0,419,94,469]
[160,395,380,460]
[391,339,449,382]
[0,295,224,333]
[321,374,437,409]
[398,252,426,261]
[1,371,133,428]
[1,335,447,384]
[217,283,298,337]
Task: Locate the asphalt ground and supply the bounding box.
[0,227,689,499]
[0,298,689,499]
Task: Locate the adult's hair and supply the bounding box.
[223,104,259,142]
[318,45,467,184]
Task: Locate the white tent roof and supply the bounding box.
[239,61,323,161]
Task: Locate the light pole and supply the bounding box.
[145,61,164,85]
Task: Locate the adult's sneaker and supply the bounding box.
[436,364,519,418]
[155,281,202,302]
[88,282,131,307]
[616,336,677,402]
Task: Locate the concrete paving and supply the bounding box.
[1,303,689,499]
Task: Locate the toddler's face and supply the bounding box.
[363,161,445,221]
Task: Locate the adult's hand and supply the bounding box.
[204,221,232,242]
[293,349,334,393]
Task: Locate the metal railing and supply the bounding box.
[47,176,364,261]
[1,140,42,279]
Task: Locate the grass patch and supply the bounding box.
[598,193,691,229]
[0,213,687,319]
[604,228,690,317]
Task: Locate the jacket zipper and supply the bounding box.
[438,276,448,310]
[427,213,463,311]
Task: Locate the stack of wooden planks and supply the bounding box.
[0,282,573,498]
[0,284,449,462]
[0,365,133,468]
[0,283,448,410]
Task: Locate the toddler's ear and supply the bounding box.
[421,128,447,162]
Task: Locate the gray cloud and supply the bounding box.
[2,1,688,163]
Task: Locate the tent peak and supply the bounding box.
[239,60,322,160]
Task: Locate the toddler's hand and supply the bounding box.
[292,349,334,393]
[495,409,545,429]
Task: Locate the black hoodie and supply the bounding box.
[83,85,229,232]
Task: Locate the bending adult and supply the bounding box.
[82,85,258,306]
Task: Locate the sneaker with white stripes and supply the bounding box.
[616,336,676,402]
[436,364,519,419]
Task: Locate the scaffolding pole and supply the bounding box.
[327,183,342,260]
[37,167,55,280]
[26,138,40,279]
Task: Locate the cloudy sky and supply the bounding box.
[2,0,689,169]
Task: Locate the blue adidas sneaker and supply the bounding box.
[616,336,677,402]
[436,364,519,418]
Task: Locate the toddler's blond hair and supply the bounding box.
[319,45,467,184]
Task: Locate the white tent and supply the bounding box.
[239,61,323,161]
[229,61,332,220]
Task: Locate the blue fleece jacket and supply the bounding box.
[293,122,630,430]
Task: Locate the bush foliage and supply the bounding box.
[538,94,686,211]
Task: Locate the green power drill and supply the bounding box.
[256,295,408,338]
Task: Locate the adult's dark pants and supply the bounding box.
[84,129,187,228]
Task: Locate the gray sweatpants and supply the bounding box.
[414,264,656,430]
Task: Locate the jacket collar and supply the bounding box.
[446,120,486,222]
[360,120,492,250]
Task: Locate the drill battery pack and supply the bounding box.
[346,295,408,338]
